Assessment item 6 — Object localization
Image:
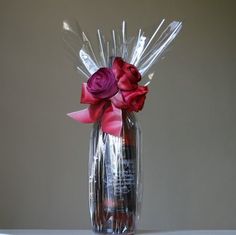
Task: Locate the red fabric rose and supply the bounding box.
[123,86,148,112]
[112,57,141,91]
[110,86,148,112]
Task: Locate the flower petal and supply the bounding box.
[117,75,138,91]
[112,57,124,78]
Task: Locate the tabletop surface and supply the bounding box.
[0,230,236,235]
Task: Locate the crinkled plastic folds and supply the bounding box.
[63,19,182,234]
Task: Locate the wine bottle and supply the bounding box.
[89,111,141,234]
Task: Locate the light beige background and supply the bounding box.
[0,0,236,231]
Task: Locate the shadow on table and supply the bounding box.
[137,230,159,234]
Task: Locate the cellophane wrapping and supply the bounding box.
[89,111,141,234]
[63,19,182,234]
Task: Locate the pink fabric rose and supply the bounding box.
[87,68,118,99]
[112,57,141,91]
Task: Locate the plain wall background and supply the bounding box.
[0,0,236,231]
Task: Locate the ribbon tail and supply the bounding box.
[67,108,94,123]
[67,102,106,123]
[101,104,122,136]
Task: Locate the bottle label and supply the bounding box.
[105,159,136,196]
